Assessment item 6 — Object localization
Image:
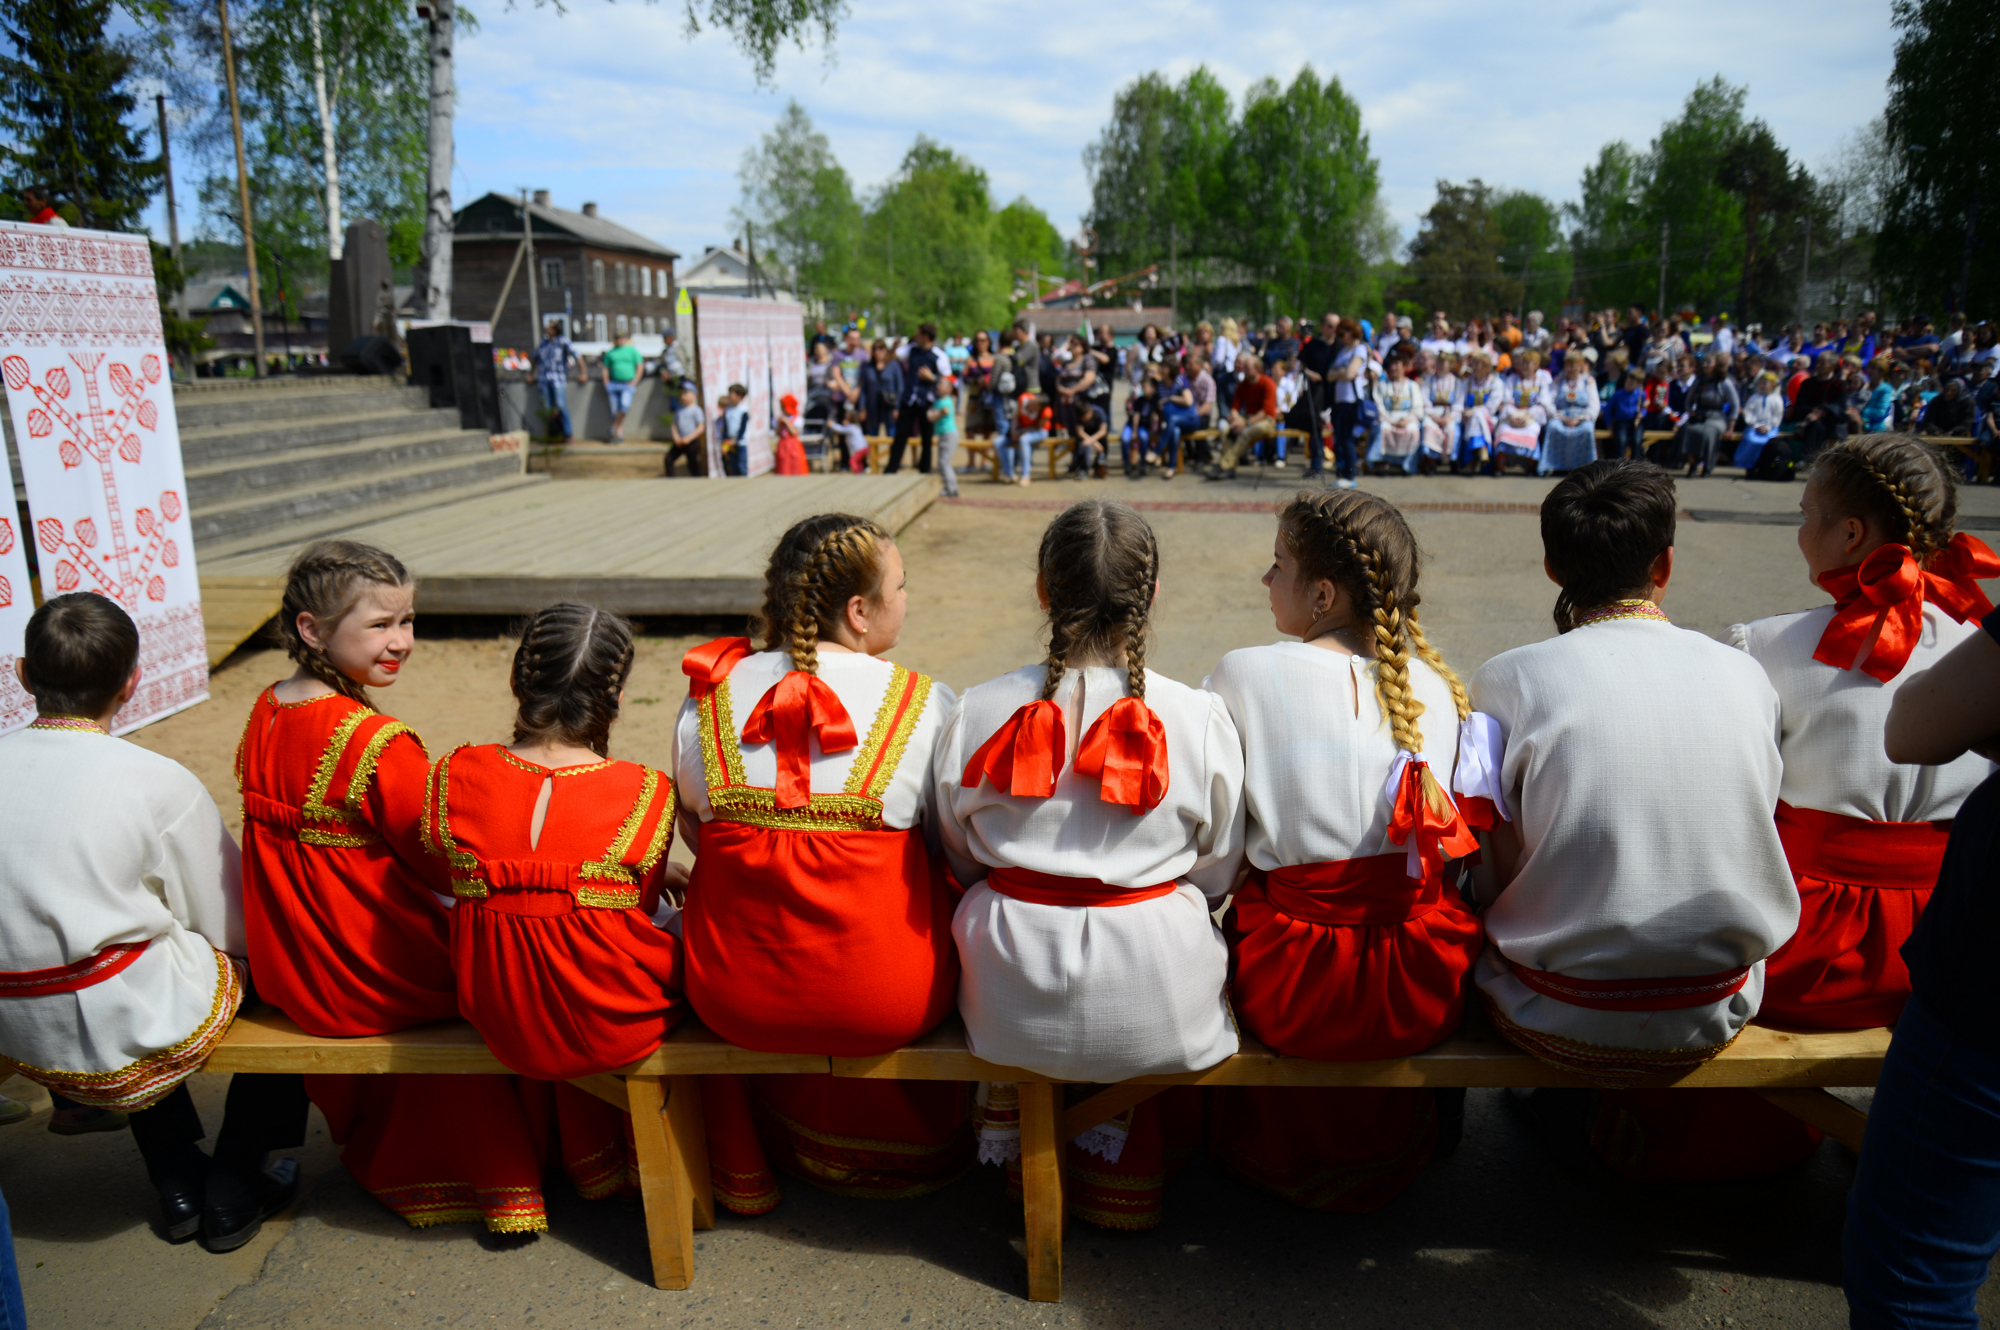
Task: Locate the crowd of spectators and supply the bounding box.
[789,306,1999,486]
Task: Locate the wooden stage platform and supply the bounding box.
[198,474,941,649]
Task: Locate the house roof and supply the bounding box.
[183,279,253,311]
[453,192,679,260]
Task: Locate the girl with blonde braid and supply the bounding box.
[673,514,963,1215]
[1734,436,1998,1029]
[1206,490,1487,1212]
[937,499,1246,1230]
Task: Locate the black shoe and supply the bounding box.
[157,1171,205,1242]
[202,1158,300,1253]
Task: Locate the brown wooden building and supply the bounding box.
[453,191,680,350]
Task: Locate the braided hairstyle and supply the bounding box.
[1808,433,1959,564]
[1037,500,1160,702]
[275,540,413,703]
[752,513,891,674]
[509,603,635,757]
[1540,460,1678,633]
[1277,489,1469,759]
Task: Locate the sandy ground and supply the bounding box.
[7,467,2000,1328]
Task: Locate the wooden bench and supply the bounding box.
[960,436,1002,481]
[200,1007,1886,1304]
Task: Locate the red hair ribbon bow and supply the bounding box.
[1074,697,1171,814]
[741,671,857,809]
[1386,757,1480,882]
[682,636,755,700]
[962,699,1066,799]
[1813,533,1999,682]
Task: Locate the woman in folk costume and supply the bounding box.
[674,514,965,1215]
[936,499,1247,1230]
[1468,463,1802,1180]
[1420,349,1461,469]
[1456,351,1505,472]
[237,542,578,1235]
[432,604,686,1080]
[1734,436,1997,1030]
[1537,350,1601,475]
[1207,490,1487,1212]
[1367,350,1427,475]
[1492,348,1551,473]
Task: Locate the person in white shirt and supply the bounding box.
[1420,349,1461,468]
[1733,370,1787,472]
[1207,490,1487,1212]
[1733,435,1998,1030]
[936,499,1245,1230]
[0,594,306,1249]
[1471,461,1801,1179]
[1538,351,1601,474]
[1457,351,1506,472]
[1367,351,1426,474]
[1493,349,1551,473]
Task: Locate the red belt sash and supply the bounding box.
[0,941,149,997]
[1774,800,1949,891]
[985,865,1178,908]
[242,789,305,831]
[1252,853,1445,927]
[1510,959,1750,1011]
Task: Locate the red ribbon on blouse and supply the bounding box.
[1385,758,1480,882]
[1074,697,1170,813]
[963,696,1172,813]
[682,636,756,699]
[741,671,858,809]
[1813,534,2000,682]
[962,699,1066,799]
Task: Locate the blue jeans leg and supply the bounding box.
[1330,402,1359,478]
[0,1186,22,1330]
[538,379,571,439]
[1844,993,2000,1329]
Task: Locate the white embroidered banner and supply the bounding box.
[692,295,806,479]
[0,221,207,734]
[0,462,32,735]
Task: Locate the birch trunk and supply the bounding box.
[420,0,454,319]
[307,0,343,260]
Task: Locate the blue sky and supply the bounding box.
[150,0,1897,267]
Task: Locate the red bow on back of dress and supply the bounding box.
[1386,756,1480,881]
[1813,534,2000,682]
[682,636,755,699]
[742,671,857,809]
[963,696,1171,813]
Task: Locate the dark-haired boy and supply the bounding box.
[1467,463,1798,1110]
[0,593,306,1250]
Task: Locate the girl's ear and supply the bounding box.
[295,611,324,651]
[1036,573,1050,611]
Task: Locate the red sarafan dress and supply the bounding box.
[428,743,684,1080]
[237,688,579,1233]
[673,638,968,1214]
[1205,644,1483,1212]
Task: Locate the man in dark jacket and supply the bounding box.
[887,323,941,474]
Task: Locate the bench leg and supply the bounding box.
[627,1074,696,1290]
[668,1075,715,1230]
[1018,1081,1064,1303]
[1759,1088,1868,1152]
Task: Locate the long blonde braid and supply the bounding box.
[1406,613,1470,723]
[1358,544,1425,756]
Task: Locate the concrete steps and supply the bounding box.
[173,375,534,554]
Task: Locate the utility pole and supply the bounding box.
[523,189,540,340]
[418,0,455,320]
[1169,222,1178,319]
[217,0,265,376]
[1656,221,1669,322]
[156,95,186,325]
[1797,215,1812,327]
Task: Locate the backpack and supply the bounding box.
[995,363,1017,397]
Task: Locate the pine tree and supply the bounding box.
[0,0,161,230]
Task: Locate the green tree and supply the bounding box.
[991,196,1068,306]
[734,100,863,316]
[863,137,1008,333]
[1715,120,1811,323]
[1401,180,1512,318]
[1490,190,1572,318]
[1082,67,1231,287]
[0,0,162,230]
[1877,0,1999,314]
[1570,140,1652,313]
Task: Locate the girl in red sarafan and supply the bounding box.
[235,541,617,1234]
[429,603,685,1081]
[1205,489,1486,1212]
[673,513,967,1215]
